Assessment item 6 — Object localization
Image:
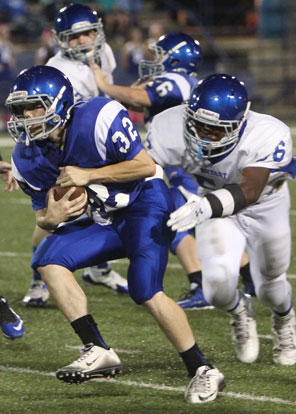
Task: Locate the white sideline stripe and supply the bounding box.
[0,251,296,279]
[0,251,31,257]
[0,365,296,406]
[258,334,273,340]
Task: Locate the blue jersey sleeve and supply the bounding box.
[145,76,183,111]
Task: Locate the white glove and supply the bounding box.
[167,186,212,232]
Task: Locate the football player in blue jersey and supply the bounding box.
[0,155,24,339]
[22,3,127,308]
[90,32,211,309]
[6,65,225,403]
[89,31,254,309]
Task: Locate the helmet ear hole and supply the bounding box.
[170,59,179,67]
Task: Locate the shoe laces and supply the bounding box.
[231,305,251,342]
[191,367,212,394]
[76,343,95,362]
[273,314,296,349]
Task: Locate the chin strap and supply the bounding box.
[48,86,66,119]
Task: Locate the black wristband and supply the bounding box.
[204,184,247,217]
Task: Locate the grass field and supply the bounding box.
[0,135,295,414]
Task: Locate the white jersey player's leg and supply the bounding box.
[196,217,259,364]
[235,183,292,312]
[233,183,296,365]
[196,217,245,309]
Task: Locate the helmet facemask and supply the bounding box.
[6,87,69,145]
[138,44,166,80]
[184,102,250,160]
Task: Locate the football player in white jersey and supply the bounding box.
[22,3,127,307]
[6,65,225,403]
[146,73,296,366]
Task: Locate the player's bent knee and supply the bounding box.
[141,291,165,312]
[203,265,238,308]
[256,274,291,308]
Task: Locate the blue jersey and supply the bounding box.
[144,71,198,124]
[12,97,145,216]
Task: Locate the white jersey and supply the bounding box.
[46,43,116,103]
[146,105,293,203]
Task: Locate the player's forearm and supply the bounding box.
[100,83,150,107]
[88,153,156,184]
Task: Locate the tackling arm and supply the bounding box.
[56,149,156,187]
[168,166,270,232]
[89,61,151,108]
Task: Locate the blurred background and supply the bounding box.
[0,0,295,132]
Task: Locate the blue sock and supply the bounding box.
[32,247,42,281]
[180,343,211,377]
[71,314,109,349]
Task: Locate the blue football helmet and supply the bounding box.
[6,65,74,144]
[184,73,250,160]
[53,3,105,63]
[138,32,203,80]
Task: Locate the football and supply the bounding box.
[51,185,86,201]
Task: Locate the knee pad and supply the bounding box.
[257,275,292,309]
[202,263,239,308]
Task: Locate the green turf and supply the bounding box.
[0,137,295,414]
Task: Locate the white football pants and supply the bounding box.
[196,183,292,312]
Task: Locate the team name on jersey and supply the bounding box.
[200,167,227,179]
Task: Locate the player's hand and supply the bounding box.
[4,172,19,192]
[89,60,108,88]
[46,186,87,224]
[56,166,91,187]
[0,162,19,192]
[167,186,212,231]
[0,160,12,173]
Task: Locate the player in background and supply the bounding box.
[90,31,254,309]
[146,73,296,365]
[7,65,225,404]
[22,3,128,308]
[0,155,24,339]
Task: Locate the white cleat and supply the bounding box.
[56,343,122,384]
[22,280,50,307]
[185,365,225,404]
[229,294,259,363]
[272,308,296,365]
[82,266,129,294]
